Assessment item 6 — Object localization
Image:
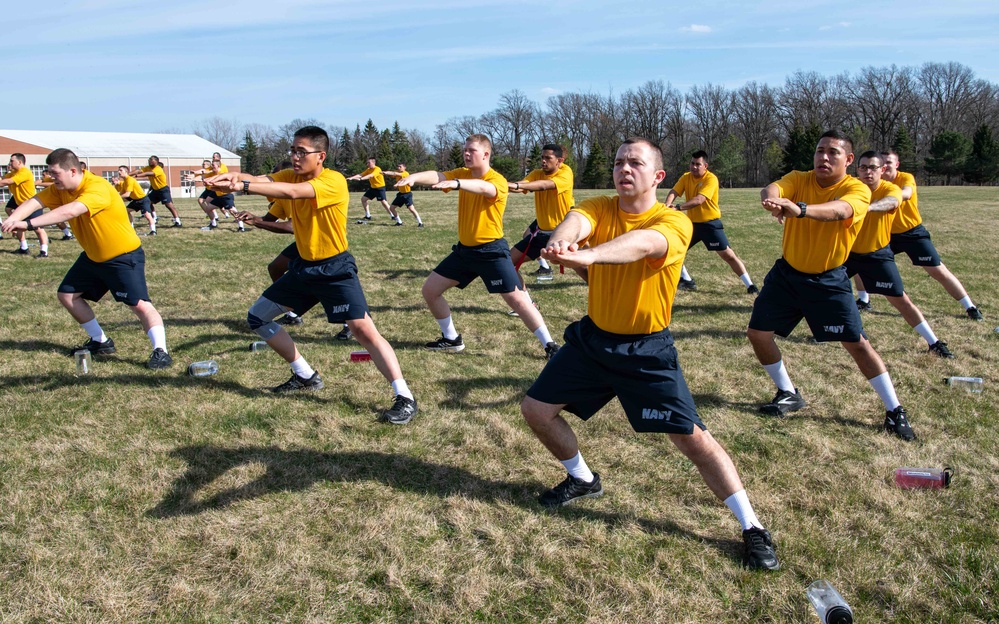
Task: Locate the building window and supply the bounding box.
[180,170,196,188]
[0,166,7,202]
[104,172,118,183]
[31,165,47,181]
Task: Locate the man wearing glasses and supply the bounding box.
[210,126,418,425]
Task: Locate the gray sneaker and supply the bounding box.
[272,371,324,393]
[539,472,603,508]
[382,395,418,425]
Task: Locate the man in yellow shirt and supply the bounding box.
[846,152,953,358]
[397,134,559,359]
[114,165,156,235]
[749,131,914,441]
[347,157,394,222]
[522,138,779,571]
[131,156,182,227]
[664,150,758,294]
[382,163,424,227]
[1,153,50,257]
[1,149,173,369]
[874,149,981,320]
[209,126,417,424]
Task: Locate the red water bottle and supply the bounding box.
[894,467,952,489]
[349,350,372,362]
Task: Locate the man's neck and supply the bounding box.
[815,171,846,188]
[300,166,324,181]
[617,192,659,214]
[469,164,489,178]
[883,170,898,183]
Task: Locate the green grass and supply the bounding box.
[0,187,996,622]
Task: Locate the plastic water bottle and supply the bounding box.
[349,350,372,362]
[806,580,853,624]
[943,376,983,393]
[188,360,219,377]
[249,341,270,352]
[74,349,92,375]
[895,467,952,489]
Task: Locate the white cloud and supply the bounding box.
[681,24,712,33]
[540,87,560,96]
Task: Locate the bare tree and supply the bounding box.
[842,65,918,150]
[778,71,850,137]
[686,84,733,157]
[918,61,979,137]
[733,82,781,186]
[192,116,243,152]
[489,89,540,163]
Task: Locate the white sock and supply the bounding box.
[238,221,245,231]
[763,360,795,393]
[533,325,554,346]
[739,273,753,287]
[212,210,219,220]
[147,325,167,351]
[174,218,181,225]
[538,258,551,270]
[560,452,595,482]
[290,357,315,379]
[959,296,975,310]
[149,224,156,233]
[391,379,414,400]
[868,372,901,411]
[680,266,692,281]
[286,311,299,319]
[81,318,107,343]
[40,244,48,253]
[20,240,28,250]
[724,490,763,531]
[62,227,71,236]
[857,290,870,303]
[436,316,458,340]
[913,321,938,346]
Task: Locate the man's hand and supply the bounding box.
[395,177,411,188]
[541,242,591,270]
[431,179,459,191]
[0,218,27,234]
[235,211,258,225]
[205,173,241,192]
[761,197,799,223]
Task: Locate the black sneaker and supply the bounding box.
[539,472,603,508]
[355,219,367,225]
[759,388,806,416]
[417,223,425,228]
[38,250,48,258]
[393,221,404,227]
[382,395,418,425]
[13,247,30,255]
[276,314,303,326]
[742,528,780,571]
[363,215,372,220]
[61,234,74,241]
[966,306,983,321]
[678,278,697,291]
[885,405,915,441]
[856,298,872,311]
[69,337,116,357]
[334,326,352,340]
[172,221,183,228]
[272,371,324,393]
[425,334,464,352]
[147,348,173,369]
[928,341,954,359]
[544,342,560,360]
[532,266,553,277]
[146,230,157,236]
[747,284,759,295]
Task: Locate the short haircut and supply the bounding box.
[367,157,376,163]
[859,150,881,163]
[819,129,854,153]
[691,150,709,163]
[46,148,82,171]
[881,148,900,159]
[294,126,330,153]
[118,165,129,172]
[213,152,222,159]
[466,134,493,152]
[541,143,563,158]
[621,137,664,171]
[149,155,161,165]
[10,153,26,164]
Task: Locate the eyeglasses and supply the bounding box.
[288,148,323,158]
[857,165,882,172]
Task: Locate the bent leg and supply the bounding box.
[347,314,403,383]
[669,428,744,501]
[422,271,458,320]
[521,395,576,460]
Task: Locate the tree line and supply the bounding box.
[191,61,999,188]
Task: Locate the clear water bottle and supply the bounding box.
[895,467,952,489]
[943,376,983,393]
[806,580,853,624]
[188,360,219,377]
[74,349,92,375]
[249,341,270,352]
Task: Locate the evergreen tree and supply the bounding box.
[781,124,823,174]
[338,129,353,169]
[580,141,609,189]
[925,130,971,185]
[524,143,542,174]
[712,135,745,188]
[964,124,999,185]
[377,129,395,164]
[447,143,464,169]
[491,156,520,181]
[891,125,917,171]
[239,131,260,176]
[391,122,414,166]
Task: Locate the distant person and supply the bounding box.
[2,149,173,369]
[396,134,560,359]
[749,131,915,441]
[131,156,182,227]
[114,165,156,236]
[522,137,779,571]
[381,164,425,227]
[1,153,49,257]
[347,157,394,222]
[664,150,758,294]
[34,170,74,241]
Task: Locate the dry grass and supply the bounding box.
[0,186,996,623]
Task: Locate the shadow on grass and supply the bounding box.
[438,375,533,410]
[0,339,70,354]
[147,445,744,562]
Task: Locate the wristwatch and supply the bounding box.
[796,202,808,218]
[25,217,33,230]
[242,180,251,195]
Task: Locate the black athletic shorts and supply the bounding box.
[844,246,906,297]
[363,187,387,201]
[262,251,369,323]
[889,224,942,267]
[689,219,731,252]
[210,193,235,209]
[391,192,414,207]
[58,248,150,306]
[148,187,173,205]
[433,239,521,293]
[127,197,152,214]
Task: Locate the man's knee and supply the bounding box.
[247,298,285,339]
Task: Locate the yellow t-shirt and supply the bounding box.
[395,174,412,194]
[773,170,871,274]
[443,168,509,246]
[524,164,575,231]
[362,167,385,189]
[267,199,292,221]
[37,171,140,262]
[114,175,146,200]
[573,197,691,334]
[852,180,902,255]
[141,165,168,190]
[889,171,920,234]
[3,166,37,205]
[671,170,720,223]
[212,163,230,197]
[270,168,349,261]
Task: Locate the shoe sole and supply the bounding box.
[273,381,325,393]
[382,411,416,425]
[426,344,465,352]
[759,402,805,417]
[540,487,604,508]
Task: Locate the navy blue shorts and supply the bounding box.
[526,316,705,434]
[363,188,387,201]
[845,247,906,297]
[58,248,150,306]
[262,251,369,323]
[199,189,215,200]
[210,193,235,209]
[689,219,731,252]
[127,197,152,214]
[433,239,521,293]
[148,187,173,205]
[278,242,300,260]
[749,258,865,342]
[513,226,552,261]
[889,224,942,267]
[6,198,44,229]
[391,192,413,207]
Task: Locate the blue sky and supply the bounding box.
[6,0,999,136]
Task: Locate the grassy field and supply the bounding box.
[0,186,996,623]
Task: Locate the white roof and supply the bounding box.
[0,129,239,159]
